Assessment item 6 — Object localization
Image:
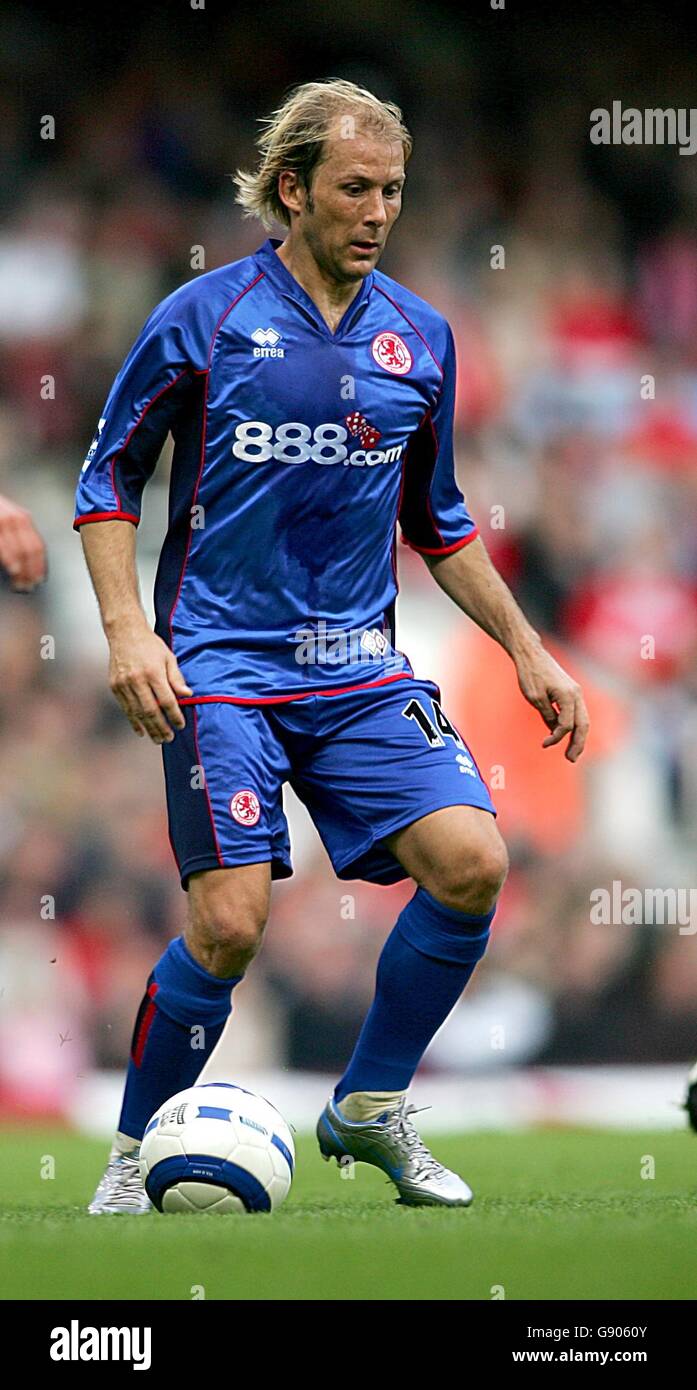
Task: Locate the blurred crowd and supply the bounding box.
[1,2,697,1113]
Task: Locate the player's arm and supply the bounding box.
[74,295,197,743]
[422,535,589,762]
[0,493,47,591]
[80,519,191,743]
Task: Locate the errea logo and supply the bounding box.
[456,751,477,777]
[82,417,106,471]
[251,327,285,358]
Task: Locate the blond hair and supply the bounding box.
[233,78,412,229]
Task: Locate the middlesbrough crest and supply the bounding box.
[229,789,261,825]
[371,331,412,376]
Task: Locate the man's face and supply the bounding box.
[285,122,405,283]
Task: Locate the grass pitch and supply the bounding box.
[1,1127,696,1300]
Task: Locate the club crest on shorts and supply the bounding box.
[371,331,413,375]
[229,789,261,825]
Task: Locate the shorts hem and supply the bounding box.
[177,852,293,891]
[331,793,497,881]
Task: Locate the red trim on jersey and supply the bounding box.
[395,448,407,528]
[424,410,446,545]
[167,272,266,650]
[389,526,400,607]
[402,527,480,557]
[132,981,159,1068]
[73,511,140,528]
[109,366,191,511]
[178,671,415,707]
[407,406,447,548]
[398,405,449,550]
[390,448,408,595]
[192,705,225,868]
[374,285,444,378]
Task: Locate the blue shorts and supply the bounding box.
[162,676,496,889]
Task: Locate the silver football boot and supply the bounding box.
[88,1141,151,1214]
[317,1096,473,1207]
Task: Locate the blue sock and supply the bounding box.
[118,936,242,1141]
[334,887,495,1101]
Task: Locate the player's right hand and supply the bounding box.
[107,621,193,743]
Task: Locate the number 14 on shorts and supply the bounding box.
[401,696,478,776]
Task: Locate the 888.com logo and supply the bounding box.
[232,420,404,468]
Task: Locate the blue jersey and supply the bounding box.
[74,237,479,702]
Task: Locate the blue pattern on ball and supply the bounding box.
[145,1153,272,1212]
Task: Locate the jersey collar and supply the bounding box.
[254,237,374,339]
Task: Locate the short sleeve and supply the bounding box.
[73,295,201,529]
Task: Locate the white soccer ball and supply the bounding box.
[140,1082,294,1214]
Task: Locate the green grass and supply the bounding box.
[1,1127,696,1300]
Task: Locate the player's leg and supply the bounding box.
[333,804,506,1106]
[318,807,506,1206]
[116,863,271,1150]
[89,863,270,1215]
[384,802,509,913]
[293,677,504,1204]
[89,700,292,1213]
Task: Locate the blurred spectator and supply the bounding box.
[1,1,697,1106]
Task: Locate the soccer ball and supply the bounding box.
[140,1082,295,1214]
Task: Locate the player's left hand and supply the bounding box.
[514,644,589,762]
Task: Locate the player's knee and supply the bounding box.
[187,905,267,971]
[187,876,269,971]
[476,839,509,905]
[429,835,509,914]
